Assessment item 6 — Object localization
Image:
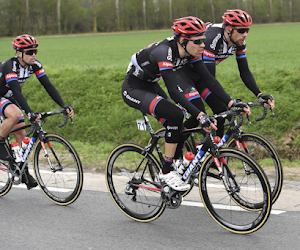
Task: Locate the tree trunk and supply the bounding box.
[115,0,120,30]
[142,0,146,29]
[210,0,215,23]
[93,0,97,32]
[57,0,61,34]
[269,0,273,22]
[289,0,292,22]
[26,0,30,33]
[169,0,172,22]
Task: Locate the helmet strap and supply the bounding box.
[177,35,190,55]
[17,50,30,68]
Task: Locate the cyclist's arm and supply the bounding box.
[202,49,216,77]
[237,57,261,97]
[192,59,232,105]
[37,74,66,108]
[8,80,33,114]
[161,70,203,118]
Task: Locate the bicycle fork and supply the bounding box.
[40,140,63,172]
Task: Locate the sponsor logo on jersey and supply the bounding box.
[167,47,172,61]
[141,61,150,67]
[185,90,200,100]
[210,33,222,50]
[203,50,215,59]
[35,68,46,78]
[167,125,179,130]
[5,73,18,82]
[123,91,141,104]
[158,61,173,71]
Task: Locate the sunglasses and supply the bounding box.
[24,49,38,55]
[186,38,206,45]
[234,28,250,34]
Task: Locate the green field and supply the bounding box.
[0,23,300,171]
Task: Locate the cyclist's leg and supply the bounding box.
[122,76,189,191]
[0,99,23,160]
[174,65,207,158]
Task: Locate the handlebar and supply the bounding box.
[25,110,72,136]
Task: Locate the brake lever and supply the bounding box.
[247,114,252,125]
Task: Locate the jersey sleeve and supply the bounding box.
[151,45,203,117]
[32,61,66,108]
[192,60,232,105]
[2,60,33,113]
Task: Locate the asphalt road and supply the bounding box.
[1,172,300,250]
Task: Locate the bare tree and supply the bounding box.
[269,0,273,22]
[210,0,215,23]
[169,0,172,22]
[115,0,120,30]
[26,0,30,33]
[143,0,146,29]
[57,0,61,34]
[289,0,292,21]
[93,0,97,32]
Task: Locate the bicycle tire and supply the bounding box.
[227,132,283,205]
[106,143,165,222]
[152,128,195,197]
[33,133,83,206]
[199,148,272,234]
[0,162,12,196]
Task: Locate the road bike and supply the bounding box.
[0,110,83,206]
[105,112,272,234]
[153,100,283,204]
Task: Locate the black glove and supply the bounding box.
[63,105,73,111]
[258,94,274,103]
[198,114,212,128]
[27,112,39,122]
[231,99,249,111]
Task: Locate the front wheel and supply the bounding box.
[199,148,272,234]
[33,133,83,206]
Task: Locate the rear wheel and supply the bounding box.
[227,132,283,204]
[106,143,165,222]
[0,161,12,196]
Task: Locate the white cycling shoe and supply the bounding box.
[159,171,190,191]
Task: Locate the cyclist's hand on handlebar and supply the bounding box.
[27,112,41,123]
[198,113,217,133]
[258,94,275,109]
[63,105,74,119]
[230,99,251,115]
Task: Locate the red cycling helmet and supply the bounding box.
[172,16,207,37]
[12,34,38,50]
[222,9,252,26]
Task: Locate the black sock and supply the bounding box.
[162,156,174,174]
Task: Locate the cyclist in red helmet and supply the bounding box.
[122,16,250,191]
[178,10,275,137]
[0,34,74,189]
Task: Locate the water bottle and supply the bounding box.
[177,151,194,175]
[19,137,30,157]
[11,142,22,162]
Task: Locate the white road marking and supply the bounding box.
[182,200,286,214]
